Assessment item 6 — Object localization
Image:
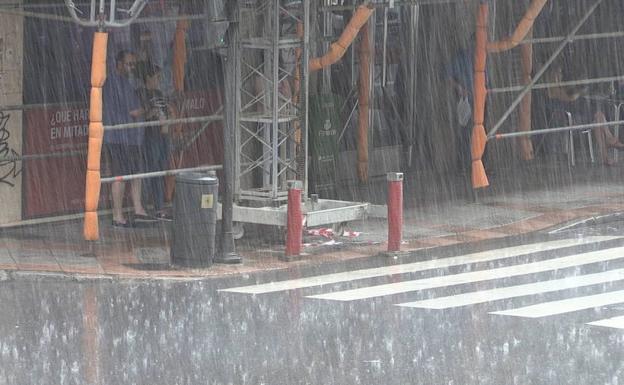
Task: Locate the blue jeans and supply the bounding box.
[143,130,169,211]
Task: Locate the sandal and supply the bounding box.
[112,220,133,228]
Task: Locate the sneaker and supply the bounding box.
[154,212,173,222]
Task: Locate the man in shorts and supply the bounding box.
[103,50,151,227]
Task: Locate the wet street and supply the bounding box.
[2,222,624,385]
[4,0,624,384]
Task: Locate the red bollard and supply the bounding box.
[387,172,404,252]
[285,180,303,258]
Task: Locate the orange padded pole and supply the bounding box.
[309,4,374,72]
[487,0,547,53]
[89,88,103,124]
[471,3,489,189]
[91,32,108,87]
[518,31,534,160]
[357,21,371,183]
[84,31,108,240]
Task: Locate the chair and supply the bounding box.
[612,102,623,163]
[559,110,594,167]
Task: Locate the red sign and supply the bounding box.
[22,91,223,219]
[22,104,104,218]
[173,90,224,167]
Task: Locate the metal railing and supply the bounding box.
[100,164,222,183]
[487,0,604,138]
[0,113,224,163]
[492,119,624,140]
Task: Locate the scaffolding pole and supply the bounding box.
[100,165,223,183]
[488,0,604,138]
[235,0,309,202]
[493,120,624,139]
[489,75,624,94]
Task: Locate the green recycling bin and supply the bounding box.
[309,93,343,198]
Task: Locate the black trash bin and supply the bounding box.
[171,172,219,267]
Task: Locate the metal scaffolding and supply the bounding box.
[235,0,310,202]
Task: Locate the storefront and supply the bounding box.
[0,1,225,225]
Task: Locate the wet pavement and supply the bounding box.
[2,164,624,280]
[3,227,624,384]
[3,163,624,383]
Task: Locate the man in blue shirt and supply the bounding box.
[103,50,151,227]
[447,46,475,176]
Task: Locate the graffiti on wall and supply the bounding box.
[0,111,22,187]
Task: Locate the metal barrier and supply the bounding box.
[100,165,222,184]
[0,113,224,164]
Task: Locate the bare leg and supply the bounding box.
[594,111,617,165]
[594,127,612,165]
[130,179,148,216]
[603,128,624,148]
[111,181,126,223]
[596,111,624,147]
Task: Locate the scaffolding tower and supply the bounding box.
[235,0,310,202]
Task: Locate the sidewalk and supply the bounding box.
[2,163,624,280]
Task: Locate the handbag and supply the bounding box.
[457,96,472,127]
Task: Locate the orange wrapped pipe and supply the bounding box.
[84,170,101,212]
[91,33,107,87]
[357,21,371,183]
[172,20,189,93]
[84,212,99,240]
[518,33,534,160]
[166,18,190,202]
[487,0,547,53]
[309,4,374,72]
[471,3,489,189]
[84,32,108,240]
[89,88,103,123]
[87,136,103,170]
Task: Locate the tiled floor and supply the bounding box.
[1,181,624,279]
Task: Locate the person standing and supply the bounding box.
[136,61,172,220]
[103,50,151,227]
[447,43,476,176]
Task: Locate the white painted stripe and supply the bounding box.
[307,246,624,302]
[220,237,617,294]
[398,269,624,309]
[587,315,624,329]
[490,290,624,318]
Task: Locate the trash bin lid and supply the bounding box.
[176,172,219,185]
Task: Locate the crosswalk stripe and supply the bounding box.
[397,268,624,310]
[587,315,624,329]
[220,237,617,294]
[306,246,624,302]
[490,289,624,318]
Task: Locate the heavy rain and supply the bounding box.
[2,0,624,384]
